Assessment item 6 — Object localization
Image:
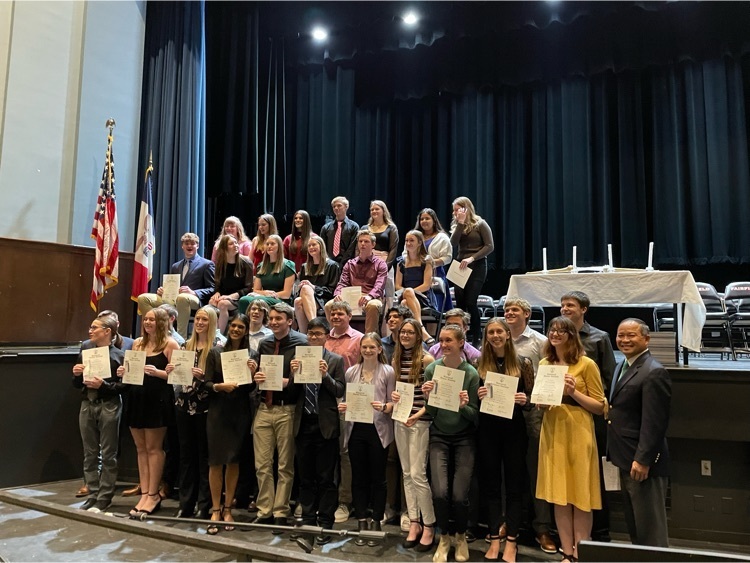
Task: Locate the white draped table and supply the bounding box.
[506,269,706,352]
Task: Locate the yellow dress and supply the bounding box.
[536,356,604,511]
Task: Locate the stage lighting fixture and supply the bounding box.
[312,27,328,42]
[403,12,418,26]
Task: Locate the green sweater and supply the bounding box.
[424,359,480,436]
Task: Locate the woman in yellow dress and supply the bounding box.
[536,316,605,562]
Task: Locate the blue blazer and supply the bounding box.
[170,255,215,305]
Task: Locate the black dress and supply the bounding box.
[126,351,176,428]
[205,347,254,465]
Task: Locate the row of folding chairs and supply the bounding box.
[693,281,750,360]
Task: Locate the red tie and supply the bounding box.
[265,339,281,406]
[333,221,342,257]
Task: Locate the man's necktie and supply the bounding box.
[304,383,319,415]
[610,360,629,401]
[181,258,192,282]
[265,339,281,406]
[333,221,342,257]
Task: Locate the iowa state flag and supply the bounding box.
[131,162,155,307]
[90,131,119,311]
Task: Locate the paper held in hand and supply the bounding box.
[168,350,196,385]
[82,346,112,382]
[479,371,517,419]
[446,261,471,289]
[259,354,284,391]
[391,381,415,423]
[220,349,252,386]
[295,346,323,384]
[530,364,568,406]
[345,382,375,423]
[340,286,362,315]
[161,274,181,304]
[427,364,463,412]
[122,350,146,385]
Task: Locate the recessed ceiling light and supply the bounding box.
[403,12,418,26]
[312,27,328,42]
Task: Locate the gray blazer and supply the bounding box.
[341,363,395,449]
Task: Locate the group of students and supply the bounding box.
[75,195,671,562]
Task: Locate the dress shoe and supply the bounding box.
[355,519,368,546]
[122,484,141,497]
[253,515,274,525]
[195,508,210,520]
[247,500,258,512]
[536,531,558,554]
[174,509,194,519]
[402,522,423,549]
[316,534,332,545]
[368,519,382,547]
[80,498,97,511]
[272,516,287,534]
[591,529,611,543]
[92,500,111,512]
[75,484,90,498]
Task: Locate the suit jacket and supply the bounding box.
[294,349,346,440]
[579,322,616,395]
[320,217,359,265]
[607,350,671,477]
[170,255,215,305]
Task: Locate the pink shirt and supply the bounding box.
[325,325,364,370]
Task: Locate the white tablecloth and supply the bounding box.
[506,270,706,352]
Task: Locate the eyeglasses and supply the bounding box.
[548,329,569,335]
[399,330,417,336]
[307,332,327,338]
[89,325,104,331]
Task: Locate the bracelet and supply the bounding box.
[381,402,387,412]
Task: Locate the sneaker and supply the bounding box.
[86,507,102,514]
[93,500,111,512]
[381,505,398,525]
[334,503,350,523]
[400,512,410,532]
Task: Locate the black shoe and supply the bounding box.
[368,520,382,547]
[80,498,97,511]
[272,516,287,534]
[466,528,477,543]
[591,530,611,543]
[195,508,210,520]
[253,515,274,525]
[355,519,369,546]
[316,534,332,545]
[174,508,194,519]
[92,500,111,512]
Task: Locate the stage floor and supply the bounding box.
[2,480,750,562]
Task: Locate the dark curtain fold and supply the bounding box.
[137,0,206,286]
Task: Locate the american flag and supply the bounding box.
[90,131,119,311]
[131,160,155,306]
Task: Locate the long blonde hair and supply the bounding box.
[215,216,249,248]
[254,213,278,248]
[303,235,330,277]
[184,306,217,372]
[450,196,481,234]
[368,200,394,226]
[477,318,522,379]
[258,234,286,275]
[136,308,170,353]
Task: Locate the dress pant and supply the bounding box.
[394,420,435,524]
[592,415,610,533]
[296,413,339,528]
[337,412,353,505]
[175,409,210,514]
[430,432,475,534]
[253,403,295,518]
[522,407,553,534]
[79,397,121,502]
[620,471,669,547]
[452,258,487,344]
[348,423,388,521]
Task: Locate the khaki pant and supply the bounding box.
[253,403,295,518]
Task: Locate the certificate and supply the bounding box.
[220,349,252,386]
[340,286,362,315]
[345,382,375,423]
[480,371,518,419]
[295,346,323,384]
[427,364,463,412]
[122,350,146,386]
[168,350,196,386]
[446,261,472,289]
[82,346,112,382]
[391,381,415,423]
[530,364,568,406]
[161,274,181,304]
[602,457,621,491]
[259,354,284,391]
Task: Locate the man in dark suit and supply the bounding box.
[319,196,360,266]
[608,318,671,547]
[137,232,215,338]
[292,317,346,544]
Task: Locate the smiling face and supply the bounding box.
[547,323,572,348]
[485,321,509,352]
[228,317,248,344]
[293,213,304,229]
[369,204,383,223]
[268,309,292,338]
[248,303,266,326]
[257,218,269,236]
[439,327,464,358]
[404,233,419,254]
[329,307,351,331]
[307,327,328,346]
[307,239,321,258]
[193,310,209,335]
[503,304,529,331]
[398,322,418,348]
[360,336,382,361]
[560,298,586,326]
[616,321,649,360]
[88,321,111,347]
[386,310,404,333]
[182,238,198,259]
[225,236,239,258]
[224,222,238,237]
[265,237,279,259]
[419,212,435,235]
[142,310,157,334]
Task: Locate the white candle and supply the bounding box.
[542,247,548,271]
[608,243,613,270]
[572,246,577,270]
[647,241,654,270]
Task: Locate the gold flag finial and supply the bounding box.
[105,118,116,131]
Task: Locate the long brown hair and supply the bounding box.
[289,210,313,255]
[259,234,286,275]
[136,308,170,353]
[542,316,584,365]
[215,234,251,287]
[392,318,428,385]
[303,235,330,277]
[477,318,522,378]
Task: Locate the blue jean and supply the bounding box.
[429,432,476,534]
[79,397,121,502]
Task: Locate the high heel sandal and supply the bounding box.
[129,493,148,518]
[222,507,235,531]
[206,507,222,535]
[139,493,162,515]
[561,553,577,562]
[403,520,423,549]
[415,523,436,552]
[483,535,503,562]
[501,536,518,563]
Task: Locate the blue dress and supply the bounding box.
[397,257,437,309]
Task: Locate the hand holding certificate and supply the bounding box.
[530,364,568,406]
[294,346,323,384]
[259,355,284,391]
[168,350,196,385]
[221,349,252,386]
[391,381,415,423]
[345,382,375,423]
[161,274,181,304]
[340,286,362,315]
[122,350,146,385]
[479,371,518,419]
[82,346,112,382]
[427,365,463,412]
[446,261,472,289]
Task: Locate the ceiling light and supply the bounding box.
[403,12,418,26]
[311,27,328,42]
